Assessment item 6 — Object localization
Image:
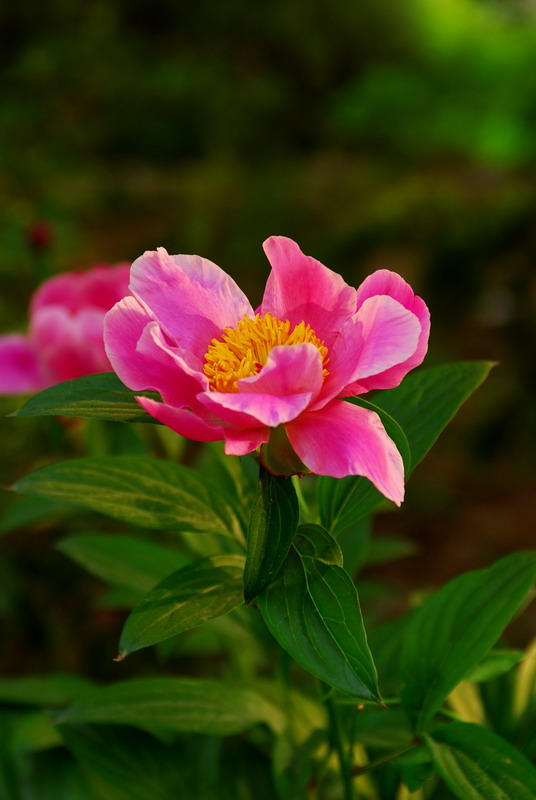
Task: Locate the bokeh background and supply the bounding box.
[1,0,535,678]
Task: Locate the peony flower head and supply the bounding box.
[104,237,430,504]
[0,263,131,394]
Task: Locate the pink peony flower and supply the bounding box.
[0,263,131,394]
[104,237,430,504]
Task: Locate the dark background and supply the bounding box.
[1,0,535,676]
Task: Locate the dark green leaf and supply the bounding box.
[259,526,380,699]
[401,551,536,732]
[375,361,493,470]
[425,721,536,800]
[13,456,246,540]
[56,534,191,594]
[465,649,525,683]
[0,675,93,708]
[0,495,75,534]
[58,724,183,800]
[293,524,343,566]
[243,466,299,604]
[56,678,284,736]
[118,555,245,657]
[318,361,492,537]
[12,373,159,423]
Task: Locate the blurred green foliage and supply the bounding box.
[1,0,535,679]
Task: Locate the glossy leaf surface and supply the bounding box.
[243,466,299,604]
[119,555,245,656]
[14,456,246,539]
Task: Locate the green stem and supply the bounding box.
[351,743,416,776]
[291,475,311,519]
[326,695,355,800]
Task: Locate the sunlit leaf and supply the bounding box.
[426,721,536,800]
[401,550,536,731]
[13,457,246,540]
[119,555,245,657]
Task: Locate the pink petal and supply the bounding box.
[29,306,110,383]
[199,389,313,428]
[136,396,225,442]
[260,236,356,340]
[238,343,323,399]
[351,295,421,381]
[285,400,404,505]
[129,247,253,360]
[223,427,270,456]
[197,392,312,428]
[104,297,207,408]
[0,334,47,394]
[353,269,430,391]
[31,263,130,314]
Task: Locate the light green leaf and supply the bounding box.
[12,373,159,423]
[425,721,536,800]
[401,551,536,732]
[0,675,94,707]
[259,525,380,699]
[56,678,285,736]
[13,456,246,540]
[118,555,245,657]
[318,361,492,537]
[56,534,191,594]
[243,466,299,604]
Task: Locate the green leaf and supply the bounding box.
[292,524,343,566]
[401,551,536,732]
[425,721,536,800]
[13,456,246,540]
[12,373,159,424]
[465,649,525,684]
[56,534,191,594]
[0,675,93,708]
[58,724,183,800]
[56,678,285,736]
[243,466,299,604]
[0,495,75,535]
[259,524,380,700]
[118,555,245,657]
[376,361,493,471]
[318,361,492,537]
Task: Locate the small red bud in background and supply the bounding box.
[26,220,53,252]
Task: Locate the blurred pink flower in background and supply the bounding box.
[0,263,130,395]
[105,237,430,503]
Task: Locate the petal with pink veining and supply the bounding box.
[136,396,225,442]
[285,400,404,505]
[199,389,313,429]
[0,334,47,394]
[104,297,206,408]
[352,269,430,391]
[237,342,323,400]
[353,295,420,379]
[129,247,253,359]
[261,236,356,339]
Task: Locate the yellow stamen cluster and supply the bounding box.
[204,312,329,393]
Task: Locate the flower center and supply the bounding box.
[203,312,329,393]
